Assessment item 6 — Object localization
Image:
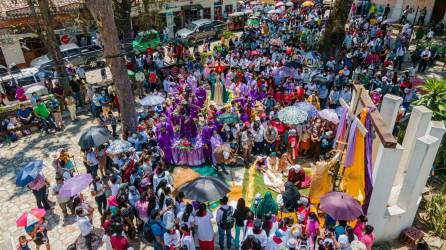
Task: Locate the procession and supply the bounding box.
[2,0,446,249]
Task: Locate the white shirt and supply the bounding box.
[102,234,113,250]
[194,213,214,241]
[135,71,145,82]
[110,183,121,196]
[77,215,93,236]
[86,151,99,166]
[244,229,268,247]
[181,234,196,250]
[163,230,181,248]
[177,211,194,228]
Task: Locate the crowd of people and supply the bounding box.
[10,0,444,249]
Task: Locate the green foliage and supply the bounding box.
[417,39,446,56]
[413,78,446,168]
[420,189,446,238]
[413,78,446,121]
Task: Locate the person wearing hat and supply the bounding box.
[216,196,234,249]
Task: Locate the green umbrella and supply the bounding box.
[277,106,308,125]
[247,17,260,26]
[127,70,135,79]
[217,113,240,124]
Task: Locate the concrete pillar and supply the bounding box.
[427,121,446,141]
[397,135,442,231]
[367,144,404,236]
[394,106,432,186]
[379,94,403,134]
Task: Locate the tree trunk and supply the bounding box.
[113,0,134,42]
[36,0,70,90]
[318,0,353,60]
[86,0,137,137]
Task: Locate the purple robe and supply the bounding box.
[156,121,174,139]
[201,125,215,159]
[210,134,223,165]
[180,115,198,140]
[195,87,207,107]
[158,132,173,164]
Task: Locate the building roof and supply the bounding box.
[0,0,84,19]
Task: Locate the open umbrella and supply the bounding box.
[278,106,308,125]
[318,109,339,124]
[294,102,318,118]
[107,139,133,154]
[16,160,44,187]
[320,192,363,221]
[24,85,48,97]
[127,70,135,79]
[59,173,93,198]
[139,94,165,106]
[382,18,398,25]
[217,113,240,124]
[302,0,314,7]
[285,1,293,7]
[78,126,112,149]
[178,176,230,202]
[278,18,289,23]
[275,1,284,7]
[16,208,46,227]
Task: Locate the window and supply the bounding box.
[17,76,38,87]
[203,8,211,19]
[225,5,233,14]
[62,49,80,58]
[214,6,222,20]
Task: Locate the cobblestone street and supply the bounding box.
[0,115,138,249]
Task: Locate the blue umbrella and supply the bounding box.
[279,18,289,23]
[294,102,318,118]
[16,160,44,187]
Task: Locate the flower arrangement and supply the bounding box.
[176,139,193,151]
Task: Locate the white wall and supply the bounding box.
[1,41,25,67]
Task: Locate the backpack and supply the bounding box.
[143,220,162,242]
[219,206,235,230]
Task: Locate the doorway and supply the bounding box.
[431,0,446,23]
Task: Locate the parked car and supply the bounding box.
[176,19,227,44]
[0,67,44,101]
[30,43,103,69]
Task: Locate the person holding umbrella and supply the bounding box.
[50,175,72,217]
[27,174,52,211]
[25,218,51,250]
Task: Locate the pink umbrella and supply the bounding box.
[275,1,284,7]
[318,109,339,124]
[59,173,93,198]
[16,208,46,227]
[320,192,363,221]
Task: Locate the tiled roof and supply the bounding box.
[0,0,84,18]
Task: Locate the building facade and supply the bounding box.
[370,0,446,24]
[159,0,237,39]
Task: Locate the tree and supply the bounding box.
[33,0,70,90]
[112,0,135,42]
[318,0,354,59]
[413,78,446,169]
[86,0,137,137]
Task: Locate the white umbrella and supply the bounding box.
[285,2,294,6]
[139,94,165,106]
[25,85,48,97]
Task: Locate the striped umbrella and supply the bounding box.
[16,208,46,227]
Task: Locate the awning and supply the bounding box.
[181,4,203,11]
